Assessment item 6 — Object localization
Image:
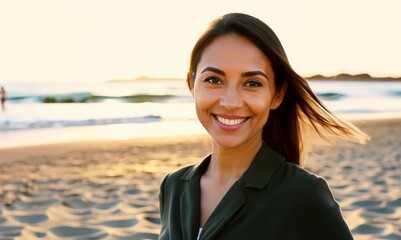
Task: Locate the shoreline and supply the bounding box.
[0,119,206,150]
[1,113,401,150]
[1,116,400,163]
[0,133,210,163]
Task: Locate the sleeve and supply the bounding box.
[298,177,354,240]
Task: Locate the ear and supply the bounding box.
[187,71,195,96]
[271,82,288,110]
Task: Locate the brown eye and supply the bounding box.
[204,76,222,84]
[245,80,262,87]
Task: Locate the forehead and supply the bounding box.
[197,34,273,73]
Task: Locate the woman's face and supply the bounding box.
[190,34,284,148]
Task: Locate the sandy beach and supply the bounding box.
[0,118,400,239]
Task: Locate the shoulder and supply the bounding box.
[277,163,353,238]
[160,164,197,192]
[273,160,340,207]
[163,164,196,182]
[286,165,353,238]
[161,154,211,187]
[271,161,337,207]
[276,160,325,190]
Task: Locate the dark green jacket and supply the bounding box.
[159,143,353,240]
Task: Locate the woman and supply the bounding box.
[159,13,367,240]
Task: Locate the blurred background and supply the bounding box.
[1,0,401,148]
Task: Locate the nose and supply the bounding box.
[220,86,243,110]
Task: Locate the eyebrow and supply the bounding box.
[242,71,268,79]
[201,67,225,75]
[200,67,268,79]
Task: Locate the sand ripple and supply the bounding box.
[0,137,211,239]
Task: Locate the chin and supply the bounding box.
[210,135,245,149]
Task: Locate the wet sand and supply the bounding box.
[0,119,400,239]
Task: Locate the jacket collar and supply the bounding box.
[180,142,284,189]
[179,143,285,240]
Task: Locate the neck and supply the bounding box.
[206,138,262,184]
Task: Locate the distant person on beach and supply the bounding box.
[1,86,6,111]
[158,13,367,239]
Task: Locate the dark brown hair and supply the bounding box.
[187,13,368,165]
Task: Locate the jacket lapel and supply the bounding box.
[179,156,211,240]
[180,176,201,240]
[200,183,246,240]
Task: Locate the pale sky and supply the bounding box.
[1,0,400,84]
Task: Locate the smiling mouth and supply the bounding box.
[215,115,248,126]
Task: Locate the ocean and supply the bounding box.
[1,79,401,148]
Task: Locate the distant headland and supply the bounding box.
[306,73,401,81]
[108,76,183,83]
[108,73,401,83]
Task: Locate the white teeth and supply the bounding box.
[216,116,246,126]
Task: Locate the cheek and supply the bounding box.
[193,85,220,107]
[193,89,213,113]
[250,99,271,127]
[245,93,274,113]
